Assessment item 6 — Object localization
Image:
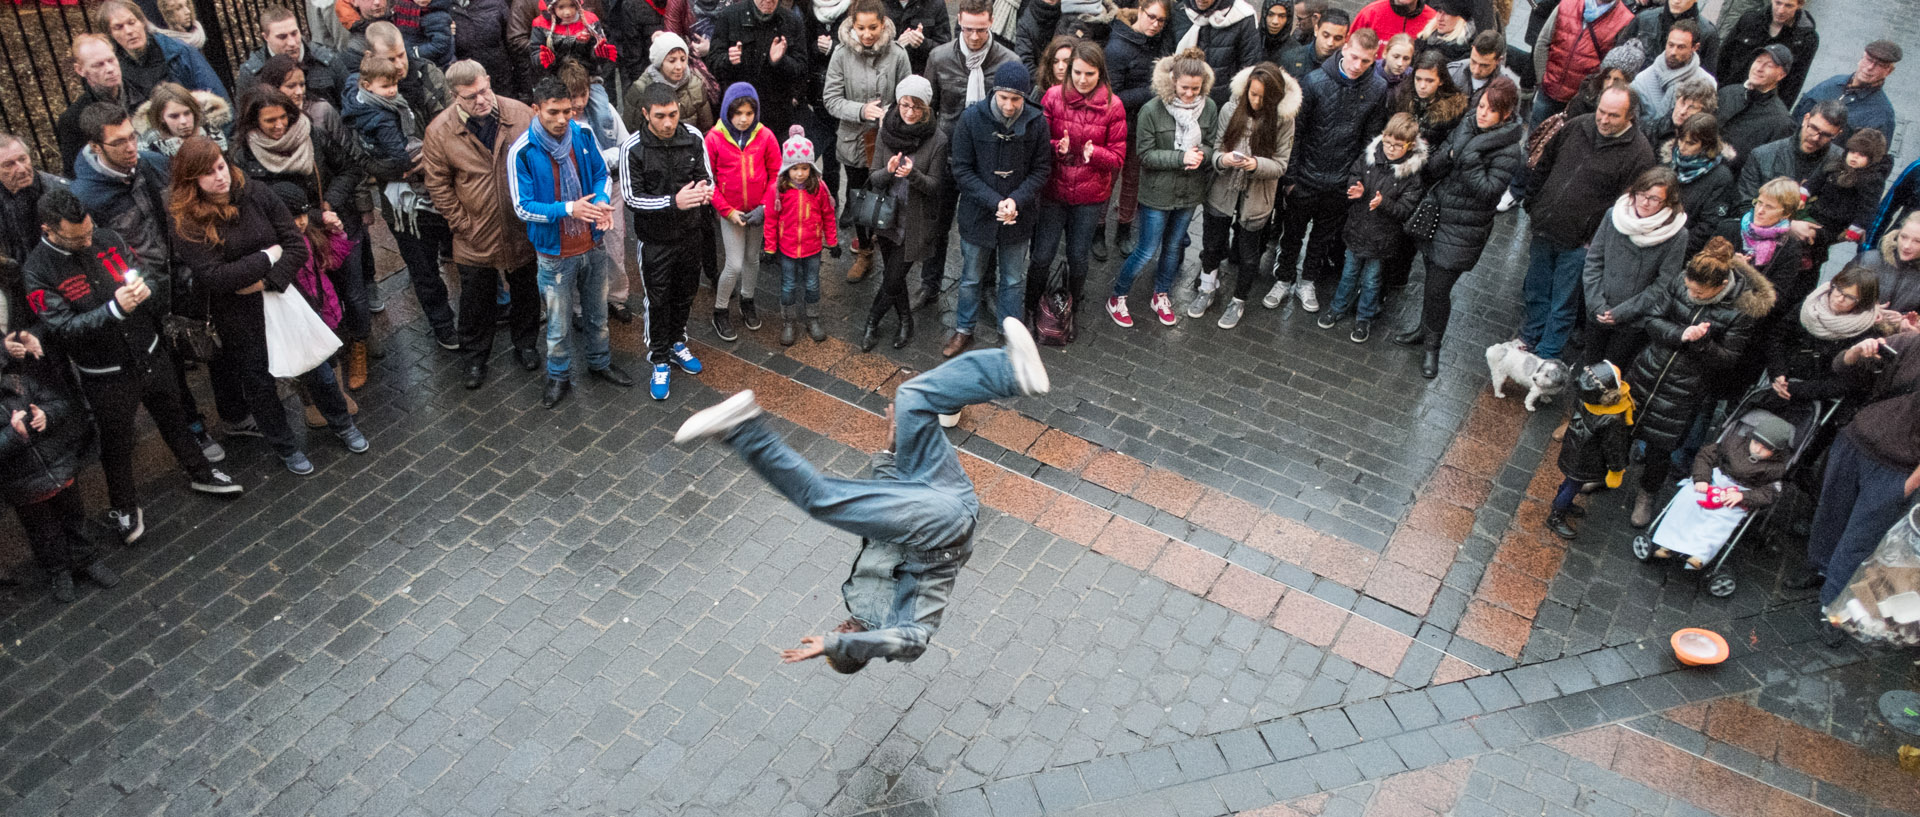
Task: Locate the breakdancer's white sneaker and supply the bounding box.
[1002,317,1050,395]
[674,390,762,444]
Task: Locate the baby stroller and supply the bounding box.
[1631,386,1842,597]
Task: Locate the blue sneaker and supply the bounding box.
[670,342,703,374]
[649,364,671,400]
[283,451,315,476]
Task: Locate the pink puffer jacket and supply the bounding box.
[1040,84,1129,206]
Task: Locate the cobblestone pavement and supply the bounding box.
[2,1,1919,815]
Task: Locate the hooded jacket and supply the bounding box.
[1134,58,1220,211]
[530,3,619,79]
[704,85,781,219]
[1289,53,1391,194]
[1533,0,1634,104]
[1341,135,1429,258]
[1557,377,1634,483]
[1714,83,1793,168]
[1169,0,1265,104]
[1203,65,1299,228]
[237,41,350,109]
[1106,18,1174,118]
[1804,152,1893,250]
[1392,81,1468,149]
[1526,114,1656,248]
[21,229,166,378]
[1421,116,1524,271]
[949,94,1053,246]
[1691,425,1789,509]
[1714,7,1818,105]
[1623,263,1776,450]
[823,16,912,167]
[1854,232,1920,313]
[0,369,90,507]
[762,177,838,258]
[70,147,177,296]
[422,97,538,268]
[1041,83,1130,206]
[1662,140,1738,254]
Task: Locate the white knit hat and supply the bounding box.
[650,32,689,68]
[779,124,816,174]
[895,74,933,105]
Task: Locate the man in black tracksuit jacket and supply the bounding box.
[24,190,241,544]
[621,85,717,369]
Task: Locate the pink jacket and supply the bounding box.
[704,124,780,219]
[763,181,839,258]
[1040,84,1128,206]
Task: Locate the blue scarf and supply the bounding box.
[530,120,588,239]
[1582,0,1614,24]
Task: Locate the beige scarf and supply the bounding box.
[248,115,316,177]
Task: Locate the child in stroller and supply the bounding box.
[1648,412,1794,570]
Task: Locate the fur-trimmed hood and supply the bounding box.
[1879,230,1920,272]
[1415,87,1468,129]
[1151,53,1216,104]
[1726,264,1778,319]
[133,89,232,136]
[1657,138,1738,165]
[836,14,901,59]
[1227,64,1301,121]
[1362,134,1429,178]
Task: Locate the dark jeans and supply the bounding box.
[80,363,214,511]
[389,210,458,338]
[332,216,372,341]
[457,262,540,366]
[780,253,822,306]
[1806,433,1915,606]
[1416,258,1468,351]
[1200,211,1266,299]
[869,235,913,322]
[1028,200,1101,314]
[926,181,960,293]
[14,485,92,573]
[1551,476,1581,512]
[1272,187,1348,285]
[1580,321,1646,371]
[640,239,700,365]
[1519,235,1587,360]
[207,349,301,458]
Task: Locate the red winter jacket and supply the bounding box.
[763,180,839,258]
[1538,0,1633,104]
[1350,0,1437,57]
[704,124,780,219]
[1041,84,1129,206]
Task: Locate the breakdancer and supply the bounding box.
[674,317,1050,673]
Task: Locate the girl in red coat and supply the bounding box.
[763,126,840,345]
[705,82,781,341]
[1028,40,1130,318]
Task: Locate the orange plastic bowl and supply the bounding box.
[1670,628,1730,666]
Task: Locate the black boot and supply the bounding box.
[740,298,761,330]
[1421,349,1439,379]
[1546,511,1576,540]
[860,314,882,352]
[893,308,914,349]
[1392,325,1428,347]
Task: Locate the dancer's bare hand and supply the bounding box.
[780,635,826,663]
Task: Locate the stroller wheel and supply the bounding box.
[1706,571,1737,598]
[1631,535,1654,562]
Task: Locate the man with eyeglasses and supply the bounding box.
[1737,98,1846,213]
[1792,40,1900,145]
[923,0,1016,309]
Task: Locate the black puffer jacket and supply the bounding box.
[1557,400,1633,483]
[1289,54,1391,194]
[1342,136,1429,259]
[1169,0,1265,105]
[1420,117,1525,272]
[1624,264,1777,450]
[452,0,524,97]
[1106,21,1172,119]
[0,369,91,506]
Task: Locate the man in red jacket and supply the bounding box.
[1350,0,1435,57]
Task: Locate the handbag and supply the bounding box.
[1035,260,1076,347]
[261,288,343,378]
[162,314,221,362]
[842,187,898,232]
[1404,196,1441,241]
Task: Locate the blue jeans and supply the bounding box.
[725,348,1020,665]
[536,249,612,379]
[1112,205,1194,298]
[1519,236,1587,360]
[1327,250,1385,320]
[780,253,821,306]
[956,239,1029,334]
[1030,201,1102,304]
[1807,433,1916,606]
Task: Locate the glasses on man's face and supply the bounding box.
[959,25,990,35]
[98,136,135,149]
[457,89,491,103]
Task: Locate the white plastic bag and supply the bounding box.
[262,288,342,378]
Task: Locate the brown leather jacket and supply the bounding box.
[422,97,538,269]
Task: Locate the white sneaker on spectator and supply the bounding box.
[1497,189,1518,213]
[1262,280,1290,309]
[1294,281,1320,312]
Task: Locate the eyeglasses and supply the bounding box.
[897,99,926,112]
[1143,11,1166,22]
[96,136,135,149]
[959,25,991,35]
[1633,192,1664,206]
[1831,289,1861,305]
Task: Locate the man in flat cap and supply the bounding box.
[1792,39,1900,143]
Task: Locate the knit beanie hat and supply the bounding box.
[1600,38,1646,76]
[895,74,933,105]
[650,32,690,68]
[993,61,1032,96]
[779,124,816,173]
[1847,128,1888,163]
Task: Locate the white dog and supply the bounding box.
[1486,340,1570,411]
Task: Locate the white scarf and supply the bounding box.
[813,0,851,23]
[1176,0,1255,53]
[961,37,990,105]
[1166,94,1204,152]
[1799,283,1880,340]
[1062,0,1105,14]
[1610,194,1687,248]
[155,21,206,50]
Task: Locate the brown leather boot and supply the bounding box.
[345,340,369,390]
[845,243,875,282]
[941,331,974,358]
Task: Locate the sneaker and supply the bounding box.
[189,469,244,496]
[336,426,370,454]
[1186,285,1214,319]
[1002,317,1050,396]
[1217,298,1245,329]
[192,425,225,463]
[669,342,703,374]
[1316,312,1339,330]
[1106,296,1133,328]
[367,284,387,313]
[1294,281,1320,312]
[227,417,265,438]
[105,507,144,544]
[1150,292,1176,326]
[938,411,961,428]
[434,330,459,351]
[1496,189,1518,213]
[81,560,120,589]
[1261,280,1290,309]
[283,452,315,476]
[1350,320,1371,343]
[673,390,762,444]
[649,364,672,400]
[712,310,738,342]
